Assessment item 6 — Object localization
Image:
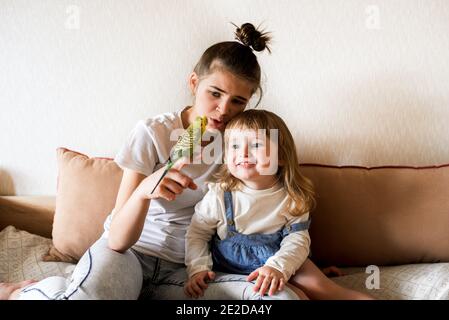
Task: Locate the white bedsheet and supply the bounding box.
[0,226,74,283]
[334,263,449,300]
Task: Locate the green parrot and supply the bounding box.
[150,116,208,194]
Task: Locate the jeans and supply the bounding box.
[18,238,299,300]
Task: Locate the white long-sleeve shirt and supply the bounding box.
[185,182,311,280]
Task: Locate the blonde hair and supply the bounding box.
[215,109,316,217]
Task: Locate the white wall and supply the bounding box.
[1,0,449,195]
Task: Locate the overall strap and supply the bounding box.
[223,191,237,232]
[282,219,311,237]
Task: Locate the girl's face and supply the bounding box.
[226,129,279,190]
[188,69,254,131]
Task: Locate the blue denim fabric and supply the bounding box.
[18,237,299,300]
[153,268,300,300]
[18,238,184,300]
[19,238,143,300]
[211,191,310,274]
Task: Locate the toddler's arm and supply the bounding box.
[264,213,311,281]
[185,188,222,278]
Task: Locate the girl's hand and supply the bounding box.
[136,158,198,201]
[184,271,216,299]
[247,266,285,297]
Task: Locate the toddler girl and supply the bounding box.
[184,109,314,298]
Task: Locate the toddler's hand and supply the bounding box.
[184,270,216,299]
[247,266,285,297]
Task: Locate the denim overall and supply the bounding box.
[211,191,311,275]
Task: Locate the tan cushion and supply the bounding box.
[44,148,123,263]
[300,164,449,267]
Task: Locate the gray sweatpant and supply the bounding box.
[18,238,299,300]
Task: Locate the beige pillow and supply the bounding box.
[300,164,449,267]
[44,148,123,263]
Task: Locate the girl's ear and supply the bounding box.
[188,72,199,95]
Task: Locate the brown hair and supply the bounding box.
[215,109,316,217]
[193,23,271,105]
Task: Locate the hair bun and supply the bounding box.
[233,23,271,53]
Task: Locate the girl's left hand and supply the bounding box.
[247,266,285,296]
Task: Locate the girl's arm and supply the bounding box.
[109,160,196,252]
[107,168,148,252]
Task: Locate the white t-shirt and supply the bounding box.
[186,182,311,280]
[103,109,222,263]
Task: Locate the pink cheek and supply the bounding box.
[207,97,217,107]
[229,159,239,169]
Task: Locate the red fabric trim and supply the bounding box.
[299,163,449,170]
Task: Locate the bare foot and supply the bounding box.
[321,266,345,277]
[0,280,37,300]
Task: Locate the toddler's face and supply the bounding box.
[226,129,279,189]
[190,69,253,131]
